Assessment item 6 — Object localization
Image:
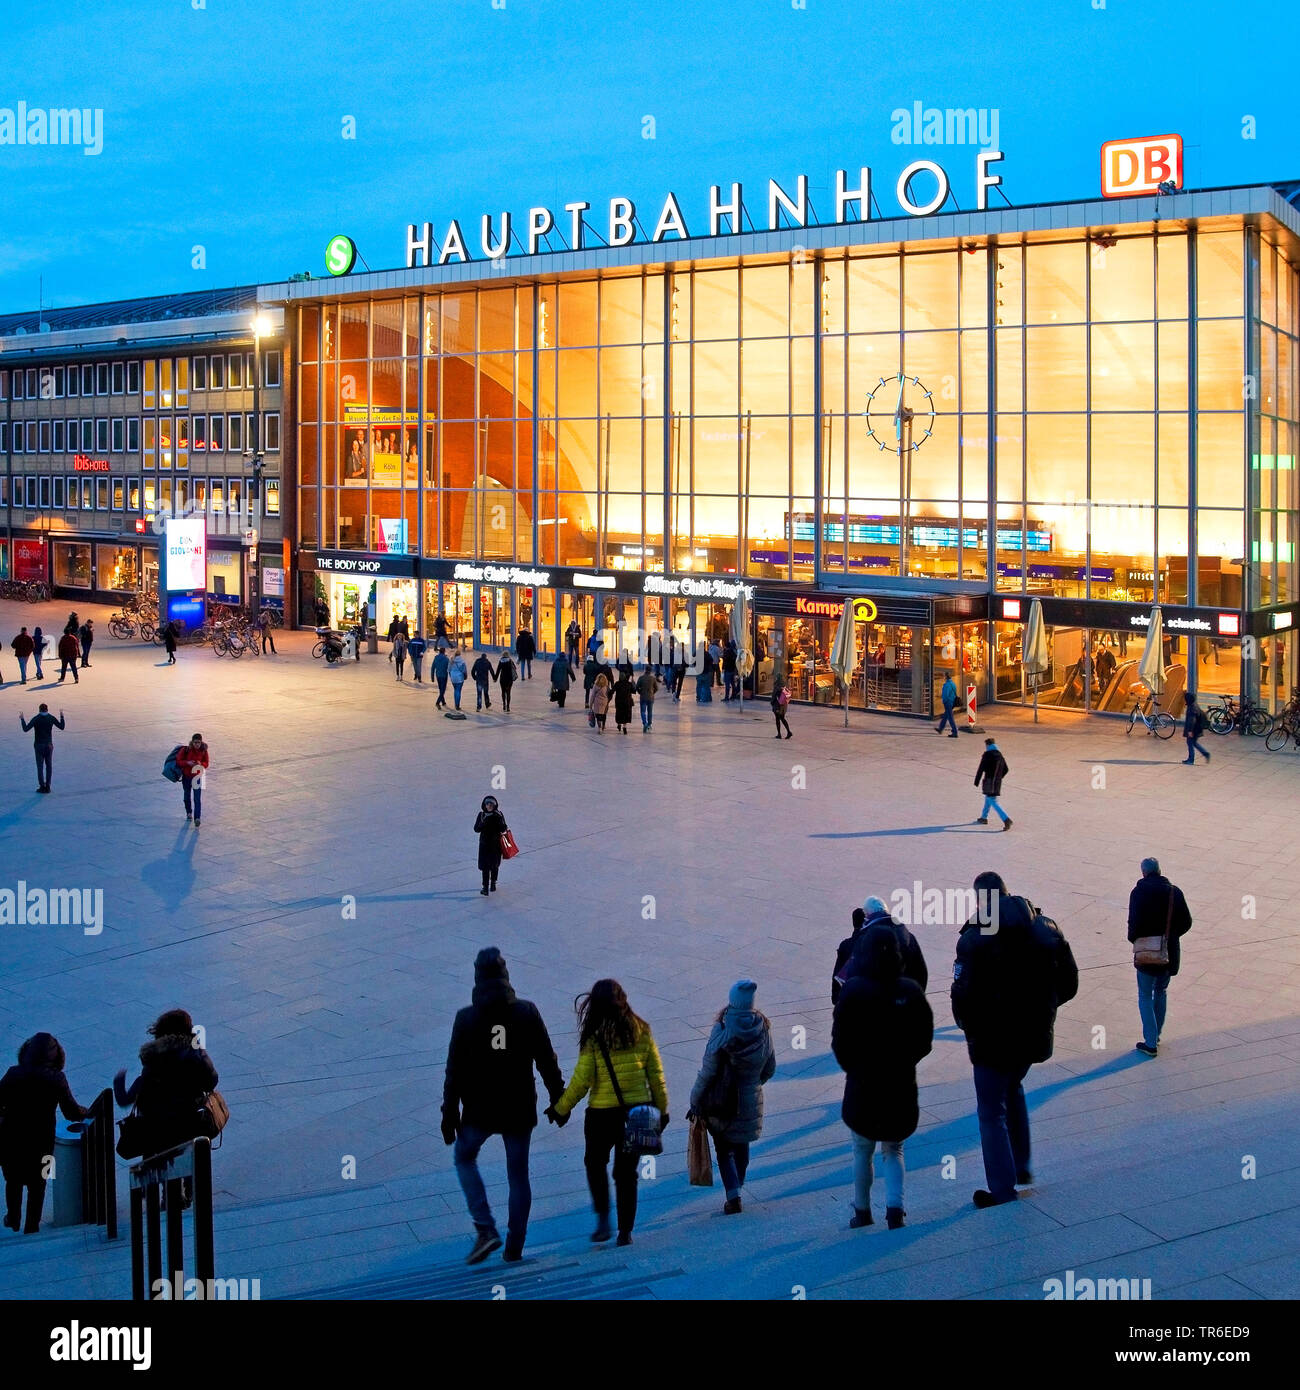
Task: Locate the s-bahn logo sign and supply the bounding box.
[406,153,1005,267]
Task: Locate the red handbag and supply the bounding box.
[500,829,519,859]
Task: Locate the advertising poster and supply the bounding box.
[164,517,206,591]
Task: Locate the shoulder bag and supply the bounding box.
[198,1090,230,1147]
[1133,888,1175,969]
[116,1109,145,1160]
[596,1037,662,1157]
[500,828,519,859]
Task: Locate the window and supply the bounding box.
[263,411,281,451]
[192,415,206,452]
[143,418,156,467]
[143,360,155,408]
[9,370,21,399]
[52,366,65,397]
[209,478,224,510]
[111,418,124,452]
[246,412,255,447]
[143,478,156,514]
[111,479,123,510]
[10,422,20,453]
[158,417,172,469]
[193,477,207,509]
[25,476,38,508]
[81,419,93,451]
[263,349,282,388]
[39,476,51,507]
[52,419,65,453]
[111,361,124,394]
[126,360,140,394]
[228,353,243,389]
[127,417,139,452]
[265,478,281,516]
[53,542,92,589]
[39,420,51,452]
[97,478,109,509]
[227,413,243,452]
[26,368,38,397]
[128,478,141,510]
[63,365,76,397]
[24,421,36,452]
[209,414,224,451]
[245,351,255,383]
[0,422,6,451]
[0,477,6,505]
[53,477,65,508]
[81,364,94,396]
[0,368,7,399]
[95,419,109,452]
[96,362,109,395]
[227,477,242,514]
[159,478,172,514]
[82,478,94,509]
[210,355,225,389]
[192,355,207,390]
[175,355,188,409]
[159,358,173,408]
[65,476,76,509]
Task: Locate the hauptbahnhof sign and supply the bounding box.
[405,153,1006,267]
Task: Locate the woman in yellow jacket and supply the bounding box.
[548,979,669,1246]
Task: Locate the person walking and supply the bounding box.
[114,1009,219,1166]
[434,611,450,647]
[449,649,468,710]
[589,672,611,733]
[833,896,928,1004]
[516,627,535,680]
[612,669,635,735]
[1127,857,1193,1057]
[20,704,64,793]
[550,652,574,708]
[565,618,582,669]
[258,610,278,655]
[951,871,1078,1208]
[582,652,600,709]
[671,639,688,702]
[496,650,517,712]
[0,1033,88,1233]
[936,672,960,737]
[442,947,565,1264]
[433,646,451,708]
[78,619,94,668]
[177,732,209,828]
[832,924,934,1230]
[696,643,715,702]
[163,620,179,664]
[56,628,80,684]
[471,652,497,711]
[687,980,776,1215]
[708,637,724,689]
[722,639,739,701]
[10,628,34,684]
[407,631,428,684]
[1182,692,1211,765]
[549,980,669,1247]
[973,737,1011,829]
[474,795,508,895]
[770,675,793,738]
[635,667,659,731]
[30,627,45,680]
[390,632,408,682]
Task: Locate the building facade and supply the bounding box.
[0,288,287,610]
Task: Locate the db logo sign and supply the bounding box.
[1101,135,1183,198]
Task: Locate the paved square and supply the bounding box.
[1,596,1298,1300]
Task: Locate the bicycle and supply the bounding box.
[1265,712,1300,751]
[1205,694,1271,737]
[1125,684,1177,739]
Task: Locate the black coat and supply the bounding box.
[442,979,563,1134]
[612,676,635,720]
[951,894,1079,1070]
[474,808,508,871]
[114,1034,218,1156]
[0,1063,83,1172]
[516,631,535,660]
[833,912,929,1003]
[975,748,1008,796]
[1127,875,1193,976]
[832,975,933,1141]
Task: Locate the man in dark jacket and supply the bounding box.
[833,897,928,1005]
[973,737,1011,829]
[1127,857,1193,1056]
[471,652,497,710]
[951,871,1078,1208]
[442,948,564,1264]
[1182,693,1211,765]
[516,627,535,679]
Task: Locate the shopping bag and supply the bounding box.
[500,829,519,860]
[687,1116,714,1187]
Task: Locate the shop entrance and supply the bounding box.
[561,593,597,661]
[479,585,514,649]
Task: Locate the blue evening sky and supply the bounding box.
[0,0,1295,312]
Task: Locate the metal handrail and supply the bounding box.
[79,1087,118,1240]
[128,1138,213,1301]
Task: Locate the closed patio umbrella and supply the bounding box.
[1023,598,1049,724]
[829,599,858,728]
[1138,605,1166,704]
[728,592,753,709]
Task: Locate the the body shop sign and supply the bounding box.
[164,518,206,592]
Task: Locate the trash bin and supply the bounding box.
[50,1118,86,1227]
[367,628,378,655]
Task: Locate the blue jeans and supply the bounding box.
[476,680,491,709]
[1184,735,1210,762]
[640,701,653,728]
[723,672,738,700]
[454,1125,532,1246]
[1137,970,1170,1048]
[519,657,531,678]
[17,656,28,682]
[182,777,202,821]
[451,682,464,709]
[972,1062,1031,1201]
[713,1136,750,1200]
[980,794,1009,823]
[938,704,958,734]
[851,1133,904,1210]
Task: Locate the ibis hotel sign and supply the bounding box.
[407,153,1005,267]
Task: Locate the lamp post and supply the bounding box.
[249,313,271,618]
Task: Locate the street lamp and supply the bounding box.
[249,313,272,618]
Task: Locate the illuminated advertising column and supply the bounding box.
[164,517,207,631]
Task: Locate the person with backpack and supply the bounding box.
[635,667,659,731]
[951,871,1078,1208]
[474,795,508,895]
[56,629,80,684]
[833,925,934,1230]
[973,737,1011,829]
[0,1033,89,1233]
[407,630,428,684]
[471,652,497,711]
[687,980,776,1215]
[770,674,793,738]
[1182,693,1211,765]
[589,672,611,733]
[390,631,408,682]
[548,980,669,1247]
[1127,857,1193,1056]
[19,705,64,794]
[496,650,517,712]
[449,649,469,710]
[612,669,636,735]
[176,733,209,827]
[442,948,565,1264]
[78,619,94,669]
[10,628,34,684]
[550,651,574,708]
[936,672,960,737]
[113,1008,219,1166]
[833,897,928,1004]
[515,627,535,680]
